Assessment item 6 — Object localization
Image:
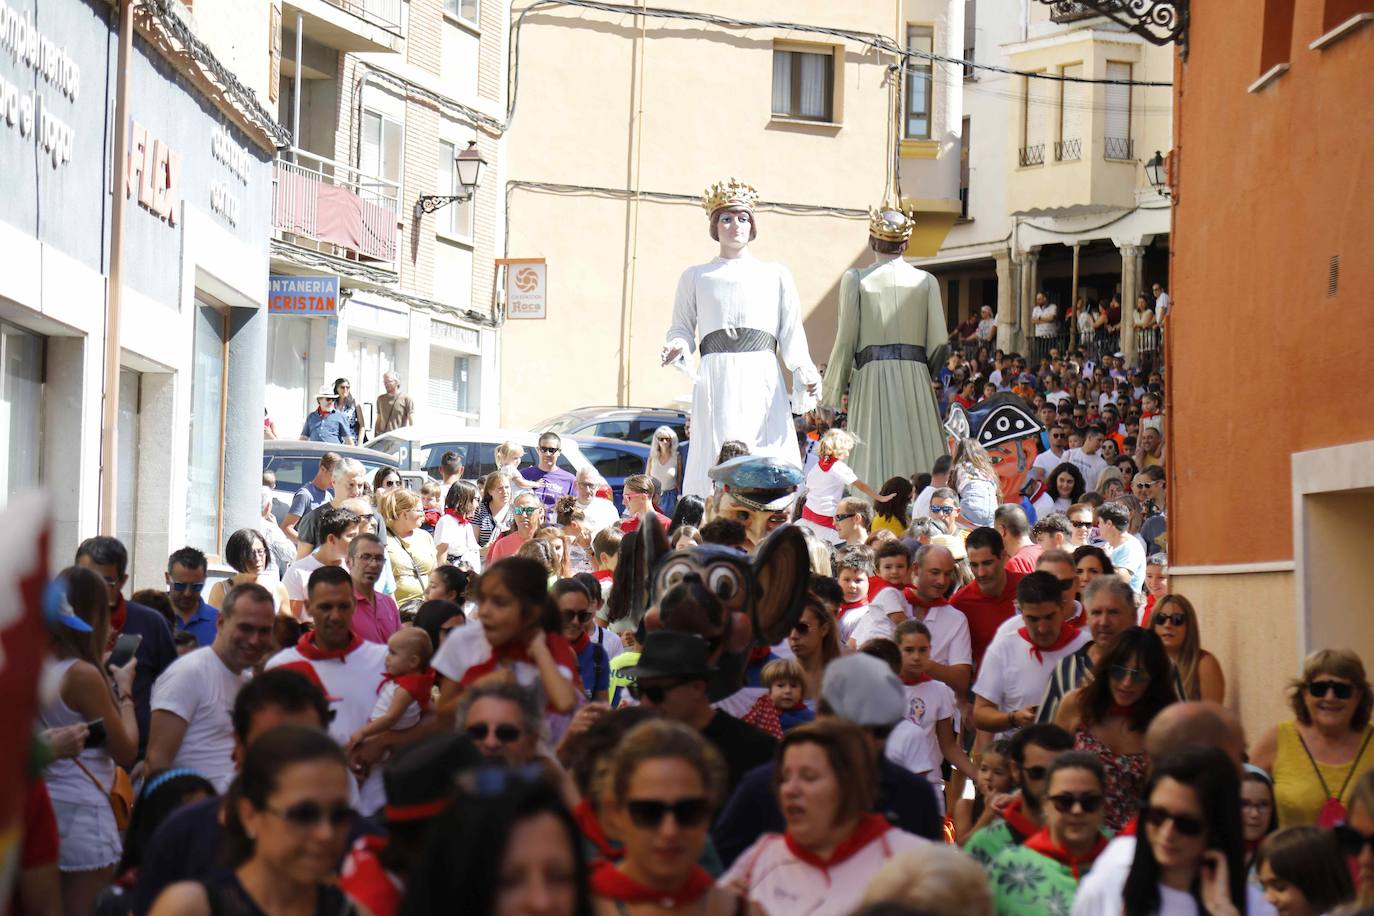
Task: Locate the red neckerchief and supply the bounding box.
[574,799,621,862]
[1141,594,1157,628]
[783,813,891,872]
[1120,816,1137,836]
[339,836,400,916]
[1024,828,1109,880]
[459,631,584,698]
[742,694,784,739]
[378,669,436,713]
[589,861,714,907]
[841,598,866,612]
[443,508,471,524]
[867,576,902,602]
[592,569,613,582]
[295,631,363,661]
[570,630,591,654]
[901,674,932,685]
[818,456,837,472]
[317,407,331,417]
[423,509,440,527]
[109,595,128,637]
[1001,797,1040,841]
[1017,622,1082,663]
[1107,702,1135,718]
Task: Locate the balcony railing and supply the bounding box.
[1104,136,1135,160]
[1018,144,1046,167]
[324,0,403,32]
[958,186,969,218]
[1048,0,1125,23]
[1054,138,1082,161]
[271,148,400,264]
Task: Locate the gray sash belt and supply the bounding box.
[700,328,778,355]
[854,343,928,369]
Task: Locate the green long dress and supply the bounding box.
[821,258,950,490]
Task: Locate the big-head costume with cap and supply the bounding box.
[666,178,820,498]
[821,205,950,488]
[944,392,1054,523]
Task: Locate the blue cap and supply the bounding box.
[707,455,803,511]
[43,580,92,633]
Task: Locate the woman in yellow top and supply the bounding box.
[870,476,913,537]
[1253,648,1374,828]
[378,487,437,615]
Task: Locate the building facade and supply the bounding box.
[915,0,1173,363]
[266,0,506,437]
[498,0,966,427]
[1168,1,1374,735]
[0,0,277,584]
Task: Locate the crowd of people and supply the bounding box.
[18,337,1374,916]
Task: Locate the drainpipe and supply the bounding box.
[293,12,303,157]
[99,0,135,535]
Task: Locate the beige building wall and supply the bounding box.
[500,1,963,427]
[188,0,277,110]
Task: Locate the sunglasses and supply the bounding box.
[1109,664,1152,685]
[538,446,560,454]
[169,581,205,593]
[792,621,813,636]
[466,723,524,743]
[834,512,857,522]
[625,797,711,830]
[1057,577,1076,593]
[1334,823,1374,857]
[1142,805,1205,837]
[512,506,540,517]
[1046,792,1105,814]
[1022,765,1049,781]
[1071,520,1094,529]
[1307,679,1356,700]
[1152,612,1187,627]
[266,800,355,829]
[563,610,594,625]
[629,681,691,704]
[930,505,956,515]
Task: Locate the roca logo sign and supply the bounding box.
[514,267,540,292]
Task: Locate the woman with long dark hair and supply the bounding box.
[1055,628,1178,831]
[666,495,704,540]
[401,776,591,916]
[786,597,842,704]
[334,378,361,442]
[149,726,360,915]
[1073,546,1115,596]
[435,480,482,572]
[871,477,913,537]
[1049,462,1087,513]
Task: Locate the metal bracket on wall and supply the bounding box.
[1037,0,1189,53]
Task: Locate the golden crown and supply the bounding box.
[702,177,759,216]
[868,204,917,243]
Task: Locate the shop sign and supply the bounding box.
[431,319,479,350]
[209,123,250,227]
[498,258,546,320]
[126,120,180,226]
[269,275,339,315]
[0,2,80,169]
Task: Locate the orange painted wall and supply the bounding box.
[1168,3,1374,565]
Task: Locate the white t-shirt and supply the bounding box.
[371,679,423,731]
[1071,836,1276,916]
[1064,448,1109,489]
[281,554,350,615]
[911,485,934,519]
[803,459,859,517]
[849,587,911,645]
[837,603,870,647]
[265,640,389,813]
[150,647,248,793]
[914,602,973,668]
[433,514,482,572]
[1155,291,1170,321]
[577,497,621,537]
[1032,303,1058,336]
[887,679,957,777]
[972,626,1091,737]
[1032,448,1066,482]
[1109,536,1147,593]
[594,625,623,663]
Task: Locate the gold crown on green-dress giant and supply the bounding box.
[703,177,759,216]
[868,205,917,243]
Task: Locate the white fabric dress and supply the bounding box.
[667,253,820,497]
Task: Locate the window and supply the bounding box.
[771,46,834,122]
[959,117,971,217]
[905,25,934,138]
[581,446,647,481]
[187,301,227,553]
[1258,0,1295,71]
[963,0,977,79]
[1057,63,1084,161]
[1020,72,1050,165]
[1104,62,1133,159]
[436,140,475,238]
[0,320,44,507]
[360,109,402,205]
[444,0,479,27]
[428,350,480,418]
[1322,0,1373,32]
[587,420,631,440]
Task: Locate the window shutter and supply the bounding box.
[1105,62,1131,143]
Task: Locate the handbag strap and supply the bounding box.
[73,757,112,794]
[1296,726,1374,802]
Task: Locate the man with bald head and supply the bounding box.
[906,544,974,695]
[1070,702,1263,915]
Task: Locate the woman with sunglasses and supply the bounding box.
[646,425,683,519]
[786,598,841,705]
[149,725,361,916]
[1072,545,1114,596]
[1049,462,1086,513]
[1252,648,1374,828]
[985,751,1110,914]
[723,720,928,916]
[1055,628,1178,832]
[488,492,546,565]
[1151,594,1226,704]
[590,720,743,914]
[373,466,403,493]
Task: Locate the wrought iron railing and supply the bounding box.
[958,186,969,219]
[271,147,400,264]
[321,0,404,33]
[1104,136,1135,160]
[1048,0,1125,23]
[1055,138,1082,161]
[1018,144,1046,167]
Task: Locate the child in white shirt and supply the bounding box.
[796,429,891,546]
[834,545,875,647]
[348,628,435,752]
[495,441,540,491]
[887,619,976,814]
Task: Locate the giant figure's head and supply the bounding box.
[945,393,1044,503]
[703,177,759,244]
[703,455,803,554]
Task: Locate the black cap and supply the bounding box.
[382,732,482,822]
[625,631,711,682]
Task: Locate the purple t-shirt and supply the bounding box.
[520,465,576,513]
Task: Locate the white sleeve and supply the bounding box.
[972,640,1007,708]
[151,656,199,721]
[943,611,973,667]
[774,265,815,375]
[871,589,911,619]
[934,683,957,721]
[283,563,308,601]
[666,268,698,355]
[833,461,859,486]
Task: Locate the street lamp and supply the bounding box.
[1146,150,1171,199]
[417,141,486,215]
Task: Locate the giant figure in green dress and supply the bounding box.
[820,205,950,490]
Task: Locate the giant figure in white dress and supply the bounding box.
[662,179,821,498]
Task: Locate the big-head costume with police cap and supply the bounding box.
[944,392,1051,520]
[606,455,811,701]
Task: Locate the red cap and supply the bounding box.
[276,660,342,702]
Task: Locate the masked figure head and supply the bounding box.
[703,455,803,554]
[945,393,1044,503]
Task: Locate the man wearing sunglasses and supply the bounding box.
[457,681,541,767]
[520,432,577,514]
[964,724,1074,868]
[165,546,217,648]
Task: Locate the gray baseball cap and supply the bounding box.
[820,653,905,727]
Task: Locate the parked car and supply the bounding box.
[366,426,591,482]
[262,440,404,523]
[534,406,689,446]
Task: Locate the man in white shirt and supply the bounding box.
[1097,501,1146,593]
[282,506,360,619]
[574,466,621,536]
[907,545,973,695]
[911,455,952,519]
[1152,282,1170,323]
[145,582,276,792]
[1031,293,1058,340]
[1063,423,1109,488]
[972,572,1090,740]
[266,565,389,813]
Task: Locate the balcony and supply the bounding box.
[1104,136,1135,160]
[1010,134,1141,216]
[1018,144,1046,167]
[1054,138,1082,161]
[271,148,399,267]
[281,0,404,54]
[1048,1,1125,24]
